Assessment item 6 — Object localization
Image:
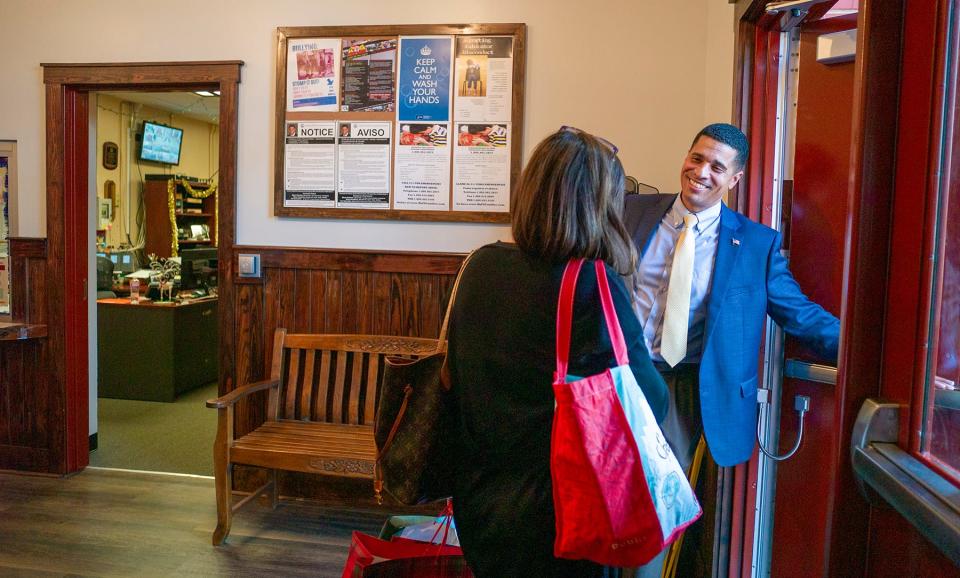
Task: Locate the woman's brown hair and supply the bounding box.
[511,128,637,275]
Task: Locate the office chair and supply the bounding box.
[96,256,117,299]
[625,176,660,195]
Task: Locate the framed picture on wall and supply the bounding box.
[273,23,526,223]
[98,198,112,226]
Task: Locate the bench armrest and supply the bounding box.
[206,378,281,409]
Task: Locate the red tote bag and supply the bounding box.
[550,258,700,567]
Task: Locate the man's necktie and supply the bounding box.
[661,213,697,367]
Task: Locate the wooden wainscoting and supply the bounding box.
[229,246,465,499]
[0,238,51,472]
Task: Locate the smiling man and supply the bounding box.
[624,123,840,577]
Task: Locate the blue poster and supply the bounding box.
[397,37,453,122]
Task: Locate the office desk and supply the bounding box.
[97,297,218,402]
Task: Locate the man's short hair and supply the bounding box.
[691,123,749,170]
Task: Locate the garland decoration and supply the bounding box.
[166,179,179,257]
[166,178,219,257]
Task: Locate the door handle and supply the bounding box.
[784,358,837,385]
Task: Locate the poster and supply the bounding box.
[283,122,337,207]
[396,37,453,121]
[393,122,451,210]
[337,121,392,209]
[341,39,397,112]
[452,124,510,212]
[287,38,341,111]
[453,36,513,122]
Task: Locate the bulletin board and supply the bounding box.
[273,24,526,223]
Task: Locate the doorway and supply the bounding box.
[38,61,241,475]
[88,90,222,476]
[730,5,858,575]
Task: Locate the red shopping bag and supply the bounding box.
[551,259,700,567]
[342,503,474,578]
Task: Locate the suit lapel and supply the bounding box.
[704,204,744,347]
[632,194,677,256]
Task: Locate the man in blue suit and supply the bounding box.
[625,123,839,576]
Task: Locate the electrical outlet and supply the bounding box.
[238,254,260,278]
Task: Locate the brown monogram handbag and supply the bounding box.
[374,251,475,505]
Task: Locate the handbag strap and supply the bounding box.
[435,249,478,351]
[555,258,629,382]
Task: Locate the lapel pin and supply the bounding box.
[732,238,741,246]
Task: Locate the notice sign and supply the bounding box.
[341,39,397,112]
[284,122,337,207]
[287,38,341,111]
[394,123,451,210]
[453,36,513,122]
[397,37,453,122]
[453,124,510,212]
[337,122,392,209]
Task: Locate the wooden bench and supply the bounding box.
[206,328,440,545]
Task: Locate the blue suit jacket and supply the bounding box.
[624,194,840,466]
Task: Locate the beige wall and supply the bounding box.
[94,94,219,249]
[1,0,734,253]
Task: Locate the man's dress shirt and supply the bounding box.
[635,198,722,363]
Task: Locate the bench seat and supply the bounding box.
[207,328,441,545]
[231,421,377,478]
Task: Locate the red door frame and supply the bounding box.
[853,0,960,573]
[63,87,89,472]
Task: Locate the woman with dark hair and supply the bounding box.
[447,127,669,577]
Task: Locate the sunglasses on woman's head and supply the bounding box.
[559,125,618,154]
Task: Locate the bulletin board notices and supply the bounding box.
[274,24,525,223]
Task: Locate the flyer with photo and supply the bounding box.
[397,37,454,122]
[393,122,451,210]
[284,122,337,208]
[287,38,342,111]
[341,39,397,112]
[452,123,510,212]
[336,121,392,209]
[453,36,513,122]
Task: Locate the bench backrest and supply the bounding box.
[270,330,442,426]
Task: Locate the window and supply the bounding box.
[924,49,960,482]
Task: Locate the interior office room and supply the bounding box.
[90,90,221,475]
[2,0,959,577]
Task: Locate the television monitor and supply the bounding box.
[179,247,218,293]
[140,121,184,165]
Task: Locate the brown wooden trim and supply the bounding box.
[273,207,511,223]
[233,245,465,275]
[8,238,47,258]
[8,238,47,324]
[278,23,524,38]
[0,323,47,340]
[218,79,240,400]
[38,61,243,476]
[42,62,242,85]
[273,24,525,224]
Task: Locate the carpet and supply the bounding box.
[89,383,218,476]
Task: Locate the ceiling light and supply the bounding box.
[194,90,216,97]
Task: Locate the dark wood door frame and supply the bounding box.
[41,61,242,474]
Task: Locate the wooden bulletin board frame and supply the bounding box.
[274,23,526,223]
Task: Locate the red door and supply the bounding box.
[851,0,960,574]
[737,1,960,575]
[769,14,856,577]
